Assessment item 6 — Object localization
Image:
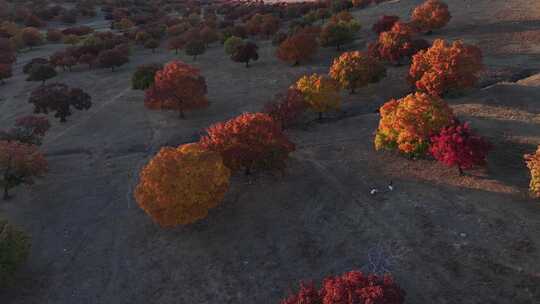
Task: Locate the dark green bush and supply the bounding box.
[0,219,30,288]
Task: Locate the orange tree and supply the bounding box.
[329,51,386,94]
[525,146,540,198]
[134,143,230,227]
[276,33,318,66]
[411,0,451,33]
[409,39,483,97]
[200,113,295,174]
[0,140,47,200]
[374,92,454,156]
[144,60,208,118]
[368,22,429,65]
[295,74,341,120]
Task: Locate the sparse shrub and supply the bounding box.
[200,112,295,174]
[525,147,540,198]
[0,140,47,200]
[132,63,162,90]
[231,41,258,68]
[329,51,386,94]
[276,33,318,66]
[224,36,243,55]
[411,0,451,33]
[134,143,230,227]
[28,83,92,122]
[409,39,483,97]
[263,88,306,129]
[430,122,491,175]
[0,219,30,287]
[295,74,341,120]
[375,92,454,156]
[26,64,57,85]
[98,49,129,71]
[372,15,400,34]
[185,39,206,60]
[281,270,405,304]
[63,34,80,46]
[144,60,208,118]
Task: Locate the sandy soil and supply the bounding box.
[1,0,539,303]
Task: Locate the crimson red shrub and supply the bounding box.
[281,270,405,304]
[429,122,491,175]
[263,88,306,129]
[372,15,400,34]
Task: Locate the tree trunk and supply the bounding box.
[458,166,464,176]
[245,60,249,68]
[111,67,115,72]
[350,87,355,94]
[245,166,251,176]
[3,185,8,201]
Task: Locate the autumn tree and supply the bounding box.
[26,64,57,85]
[78,53,97,69]
[28,83,92,122]
[231,41,259,68]
[411,0,451,33]
[329,51,386,94]
[372,15,400,34]
[132,63,162,90]
[295,74,341,120]
[0,63,12,84]
[276,33,318,66]
[320,19,360,51]
[281,270,405,304]
[0,38,15,65]
[144,39,160,53]
[0,140,47,200]
[46,29,63,42]
[375,92,454,156]
[368,22,428,65]
[200,112,295,174]
[98,49,129,71]
[263,88,306,129]
[0,219,30,288]
[21,27,42,49]
[144,60,208,118]
[1,115,50,145]
[525,146,540,198]
[430,122,491,175]
[409,39,483,97]
[200,26,219,46]
[167,36,185,54]
[185,39,206,60]
[224,36,243,55]
[134,143,230,227]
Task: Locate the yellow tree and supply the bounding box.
[295,74,341,120]
[374,92,454,156]
[134,143,230,227]
[525,146,540,198]
[329,51,386,94]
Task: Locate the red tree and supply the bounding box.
[276,33,318,66]
[231,41,259,67]
[0,63,12,84]
[21,27,43,49]
[144,60,208,118]
[372,15,400,34]
[281,270,405,304]
[200,112,295,174]
[429,122,491,175]
[98,49,129,71]
[263,88,306,129]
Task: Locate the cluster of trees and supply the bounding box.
[135,112,296,227]
[29,83,92,122]
[47,31,131,72]
[281,270,405,304]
